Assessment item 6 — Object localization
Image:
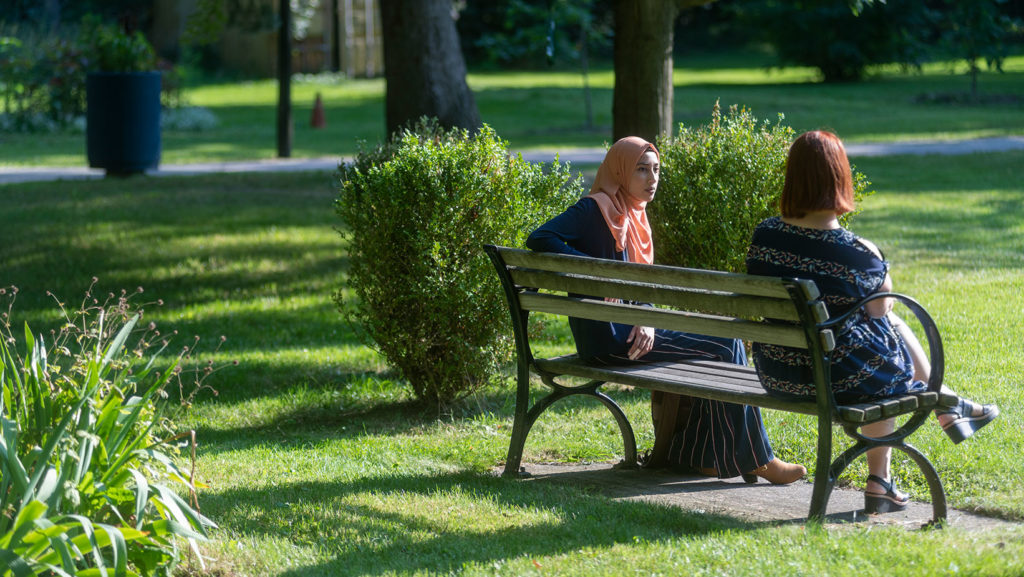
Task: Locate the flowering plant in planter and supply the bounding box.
[78,15,157,73]
[77,15,162,175]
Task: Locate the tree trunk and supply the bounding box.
[612,0,678,142]
[43,0,60,33]
[330,0,341,72]
[380,0,481,136]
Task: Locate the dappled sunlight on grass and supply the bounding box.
[4,92,1024,573]
[674,64,819,85]
[192,466,758,576]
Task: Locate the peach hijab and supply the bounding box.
[587,136,658,265]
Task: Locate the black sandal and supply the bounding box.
[864,474,909,514]
[936,398,1000,444]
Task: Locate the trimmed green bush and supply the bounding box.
[650,102,872,273]
[335,119,582,404]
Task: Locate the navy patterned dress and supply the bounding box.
[746,217,926,403]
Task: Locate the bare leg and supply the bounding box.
[890,313,959,424]
[889,313,997,435]
[862,418,905,499]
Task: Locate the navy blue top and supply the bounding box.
[526,197,636,358]
[746,217,925,402]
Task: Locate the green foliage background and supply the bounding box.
[650,103,872,273]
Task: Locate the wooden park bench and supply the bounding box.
[484,244,958,524]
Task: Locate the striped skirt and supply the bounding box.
[592,329,775,478]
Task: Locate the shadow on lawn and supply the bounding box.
[0,172,345,311]
[191,378,649,457]
[202,470,758,576]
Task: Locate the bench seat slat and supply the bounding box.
[500,247,813,299]
[535,355,953,424]
[509,268,803,321]
[836,391,959,423]
[519,292,811,348]
[640,364,763,391]
[534,356,821,415]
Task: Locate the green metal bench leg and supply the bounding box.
[503,417,530,477]
[503,364,533,477]
[896,443,948,525]
[592,390,639,467]
[808,439,947,525]
[503,385,572,476]
[811,439,870,521]
[808,415,837,522]
[504,377,638,475]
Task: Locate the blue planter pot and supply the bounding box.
[86,71,161,175]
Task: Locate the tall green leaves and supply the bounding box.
[0,289,218,576]
[335,119,582,404]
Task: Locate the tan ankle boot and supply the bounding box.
[747,458,806,485]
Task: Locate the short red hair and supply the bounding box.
[780,131,855,218]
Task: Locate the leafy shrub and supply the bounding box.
[0,15,166,134]
[0,30,88,131]
[335,119,582,404]
[649,102,872,273]
[0,284,220,576]
[77,14,156,73]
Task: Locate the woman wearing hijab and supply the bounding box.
[527,136,806,484]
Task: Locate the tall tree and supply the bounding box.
[941,0,1017,100]
[612,0,713,142]
[380,0,481,135]
[734,0,932,83]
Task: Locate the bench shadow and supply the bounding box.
[517,463,947,529]
[199,470,763,576]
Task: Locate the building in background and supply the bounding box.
[149,0,383,77]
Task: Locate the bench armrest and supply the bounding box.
[818,292,944,395]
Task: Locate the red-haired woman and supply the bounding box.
[746,130,999,514]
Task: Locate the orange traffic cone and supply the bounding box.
[311,92,326,129]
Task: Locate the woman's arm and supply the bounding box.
[864,274,894,318]
[857,237,894,318]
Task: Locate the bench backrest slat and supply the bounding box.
[499,248,815,300]
[486,245,834,356]
[510,267,804,321]
[519,292,811,348]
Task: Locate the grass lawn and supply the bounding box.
[1,52,1023,167]
[1,143,1022,574]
